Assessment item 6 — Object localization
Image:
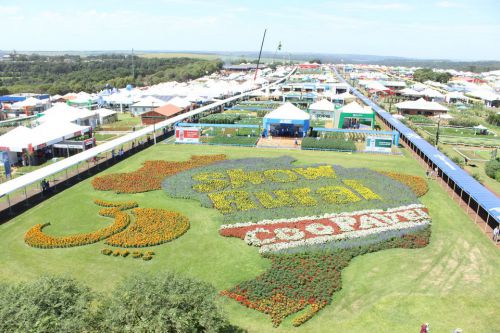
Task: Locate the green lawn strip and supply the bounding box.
[0,144,498,332]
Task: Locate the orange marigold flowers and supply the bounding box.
[381,171,429,197]
[92,154,226,193]
[105,208,189,248]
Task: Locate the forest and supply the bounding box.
[0,54,223,95]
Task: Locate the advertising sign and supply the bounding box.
[175,127,200,144]
[365,136,392,153]
[1,151,11,179]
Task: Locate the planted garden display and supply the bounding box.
[163,156,432,326]
[25,199,190,251]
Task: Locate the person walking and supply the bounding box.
[493,225,499,242]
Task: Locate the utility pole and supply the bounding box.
[254,29,267,81]
[131,48,135,80]
[435,115,441,147]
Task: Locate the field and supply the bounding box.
[454,147,494,161]
[139,52,222,60]
[419,125,500,146]
[0,144,498,332]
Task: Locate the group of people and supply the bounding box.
[425,167,439,179]
[40,179,50,194]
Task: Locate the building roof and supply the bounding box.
[399,88,423,96]
[264,102,310,121]
[0,126,33,152]
[94,108,117,118]
[395,98,449,112]
[131,96,167,108]
[167,96,191,109]
[309,99,336,112]
[421,88,445,98]
[39,103,97,124]
[148,104,183,118]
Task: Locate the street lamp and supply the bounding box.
[435,114,441,147]
[152,101,157,145]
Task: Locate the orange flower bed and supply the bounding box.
[105,208,189,248]
[24,200,136,249]
[92,154,226,193]
[381,171,429,197]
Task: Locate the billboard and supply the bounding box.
[365,136,392,153]
[175,127,200,144]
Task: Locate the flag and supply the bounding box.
[278,41,282,51]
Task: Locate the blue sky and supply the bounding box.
[0,0,499,60]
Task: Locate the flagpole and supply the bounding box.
[254,28,267,81]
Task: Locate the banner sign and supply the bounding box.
[365,136,392,153]
[1,151,11,178]
[175,127,200,144]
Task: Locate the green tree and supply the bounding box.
[0,276,95,333]
[102,273,238,333]
[485,158,500,180]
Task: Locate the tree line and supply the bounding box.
[0,54,223,95]
[0,274,242,333]
[412,68,452,83]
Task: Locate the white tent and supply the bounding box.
[421,88,444,99]
[309,99,336,112]
[0,126,33,152]
[38,103,98,125]
[11,97,47,109]
[30,121,91,147]
[167,96,192,109]
[396,98,448,112]
[445,91,469,103]
[399,88,423,97]
[341,101,372,114]
[264,102,310,121]
[411,82,428,91]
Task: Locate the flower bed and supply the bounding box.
[92,154,226,193]
[25,200,189,250]
[380,171,429,197]
[163,156,420,224]
[105,208,189,248]
[24,200,135,249]
[161,156,433,326]
[222,227,431,327]
[219,204,431,254]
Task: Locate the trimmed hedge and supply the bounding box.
[301,137,356,151]
[199,114,241,124]
[201,136,258,146]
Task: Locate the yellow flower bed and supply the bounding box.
[24,203,132,249]
[105,208,189,248]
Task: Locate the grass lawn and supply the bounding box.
[98,113,142,131]
[94,133,118,141]
[0,144,498,332]
[441,144,500,195]
[419,126,500,146]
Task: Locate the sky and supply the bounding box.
[0,0,499,60]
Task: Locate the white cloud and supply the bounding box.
[0,5,20,15]
[435,1,466,8]
[337,2,413,10]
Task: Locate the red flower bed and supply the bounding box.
[92,154,226,193]
[222,227,431,327]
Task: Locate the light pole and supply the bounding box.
[435,114,441,147]
[152,101,157,145]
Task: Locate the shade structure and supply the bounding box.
[263,102,310,137]
[0,126,33,152]
[309,99,336,112]
[396,98,448,112]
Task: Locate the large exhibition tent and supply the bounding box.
[396,98,448,116]
[263,102,310,137]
